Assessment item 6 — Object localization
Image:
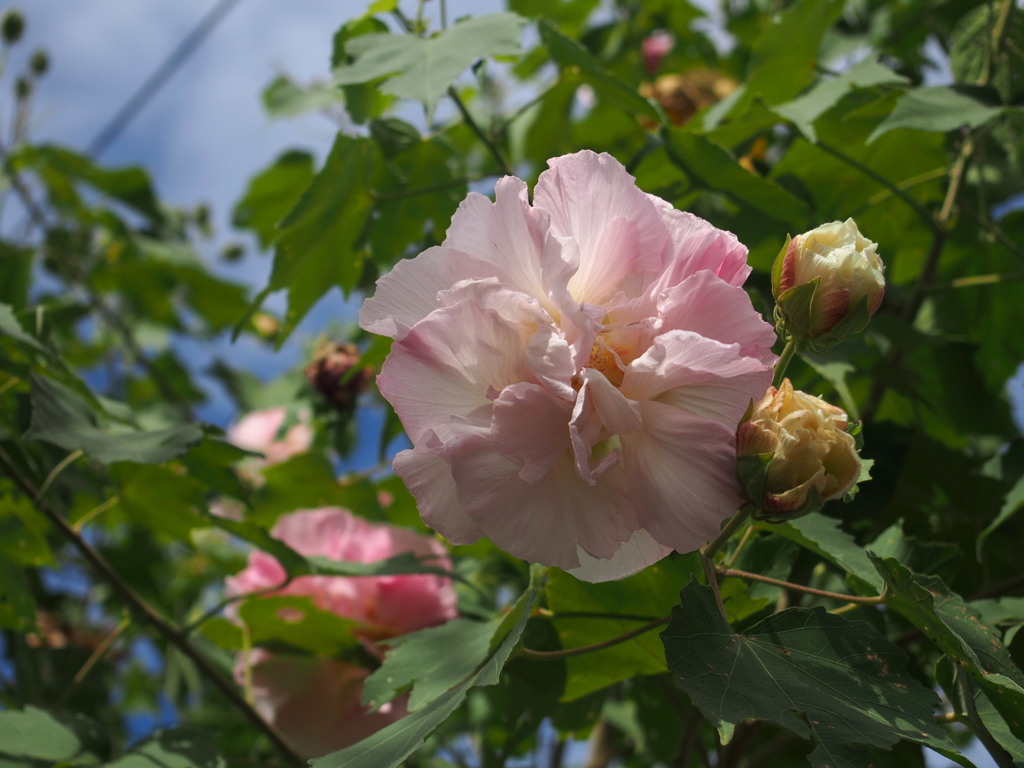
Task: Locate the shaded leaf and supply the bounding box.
[362,617,498,711]
[238,595,359,656]
[233,150,315,250]
[311,566,545,768]
[663,129,811,229]
[546,555,699,700]
[977,473,1024,557]
[262,75,344,120]
[538,19,661,122]
[271,134,381,341]
[24,374,203,465]
[663,580,953,768]
[107,728,225,768]
[0,707,83,763]
[872,555,1024,742]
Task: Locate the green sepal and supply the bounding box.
[736,452,773,511]
[808,294,874,351]
[773,277,819,349]
[770,234,791,298]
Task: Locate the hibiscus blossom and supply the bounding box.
[360,150,776,582]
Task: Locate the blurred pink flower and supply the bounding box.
[227,507,458,639]
[227,406,313,466]
[228,508,458,756]
[642,30,674,73]
[240,650,408,758]
[360,150,776,582]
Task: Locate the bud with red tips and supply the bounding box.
[736,379,863,523]
[772,218,884,350]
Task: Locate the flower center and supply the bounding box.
[586,331,637,388]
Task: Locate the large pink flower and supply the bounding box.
[228,508,458,756]
[360,150,777,582]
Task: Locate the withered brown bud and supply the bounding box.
[305,341,373,414]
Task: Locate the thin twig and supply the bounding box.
[518,617,669,661]
[701,506,753,560]
[35,449,83,501]
[717,567,884,605]
[447,86,513,177]
[52,616,130,708]
[0,449,304,768]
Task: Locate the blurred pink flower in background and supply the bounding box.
[227,406,313,466]
[243,650,408,758]
[228,507,458,756]
[361,150,776,583]
[642,30,674,73]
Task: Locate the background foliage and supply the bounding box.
[1,0,1023,766]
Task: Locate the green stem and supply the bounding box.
[701,505,752,560]
[773,339,797,387]
[517,617,669,661]
[447,85,512,177]
[717,567,884,605]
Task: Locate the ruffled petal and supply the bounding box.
[491,383,573,483]
[535,151,669,304]
[567,528,673,583]
[393,445,484,545]
[649,199,751,288]
[377,300,530,442]
[442,178,572,311]
[622,400,742,552]
[361,245,494,340]
[621,330,773,427]
[448,441,636,570]
[657,271,778,363]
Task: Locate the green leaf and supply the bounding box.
[270,134,381,341]
[233,150,315,250]
[950,4,1024,102]
[311,565,545,768]
[262,75,344,120]
[977,473,1024,557]
[662,580,954,768]
[868,85,1015,143]
[333,14,525,114]
[113,463,207,539]
[0,492,53,566]
[308,551,463,583]
[743,0,846,106]
[12,144,164,223]
[538,19,661,122]
[0,707,83,763]
[23,374,203,465]
[238,595,360,656]
[546,554,699,700]
[872,555,1024,742]
[250,453,372,526]
[0,559,35,630]
[106,728,225,768]
[765,514,882,594]
[775,58,908,142]
[662,129,811,229]
[0,243,33,309]
[362,617,499,711]
[0,302,49,354]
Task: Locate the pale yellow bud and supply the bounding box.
[737,380,861,521]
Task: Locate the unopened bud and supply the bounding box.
[1,9,24,44]
[639,69,738,128]
[29,49,48,76]
[641,31,673,74]
[305,341,372,415]
[14,75,30,99]
[772,218,884,350]
[736,379,862,523]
